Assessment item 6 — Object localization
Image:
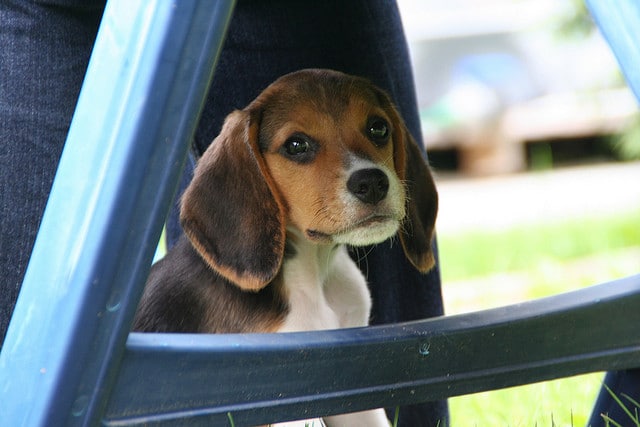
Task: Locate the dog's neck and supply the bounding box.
[277,228,372,332]
[284,227,340,283]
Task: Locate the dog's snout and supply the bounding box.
[347,168,389,205]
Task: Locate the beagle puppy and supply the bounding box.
[134,69,438,426]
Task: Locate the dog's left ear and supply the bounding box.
[179,110,287,291]
[387,103,439,273]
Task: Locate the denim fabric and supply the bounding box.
[588,370,640,427]
[0,0,105,345]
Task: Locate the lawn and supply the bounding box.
[438,208,640,426]
[449,373,604,427]
[438,209,640,283]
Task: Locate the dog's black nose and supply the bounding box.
[347,168,389,205]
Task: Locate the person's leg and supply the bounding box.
[0,0,105,346]
[168,1,448,425]
[588,370,640,427]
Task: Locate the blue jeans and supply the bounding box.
[0,0,105,343]
[1,1,448,425]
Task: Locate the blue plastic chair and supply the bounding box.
[1,1,638,425]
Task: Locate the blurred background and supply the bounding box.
[396,0,640,425]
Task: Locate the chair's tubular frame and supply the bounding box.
[1,0,639,426]
[104,274,640,426]
[0,1,235,425]
[587,0,640,100]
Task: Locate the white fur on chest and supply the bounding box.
[273,238,391,427]
[278,245,372,333]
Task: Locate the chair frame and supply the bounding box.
[1,0,638,425]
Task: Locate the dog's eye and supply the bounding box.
[284,137,310,155]
[281,134,317,163]
[367,117,390,145]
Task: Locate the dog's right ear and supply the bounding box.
[180,110,287,291]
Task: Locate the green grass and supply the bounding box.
[438,208,640,426]
[438,209,640,282]
[449,373,603,427]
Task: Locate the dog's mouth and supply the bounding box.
[306,214,400,245]
[352,214,396,228]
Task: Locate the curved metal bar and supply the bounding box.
[104,275,640,426]
[587,0,640,100]
[0,1,235,426]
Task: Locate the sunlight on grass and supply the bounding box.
[438,209,640,283]
[442,247,640,315]
[450,373,603,427]
[438,208,639,426]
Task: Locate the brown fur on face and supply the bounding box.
[179,69,438,291]
[257,87,401,245]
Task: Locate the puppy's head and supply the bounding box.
[180,69,438,291]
